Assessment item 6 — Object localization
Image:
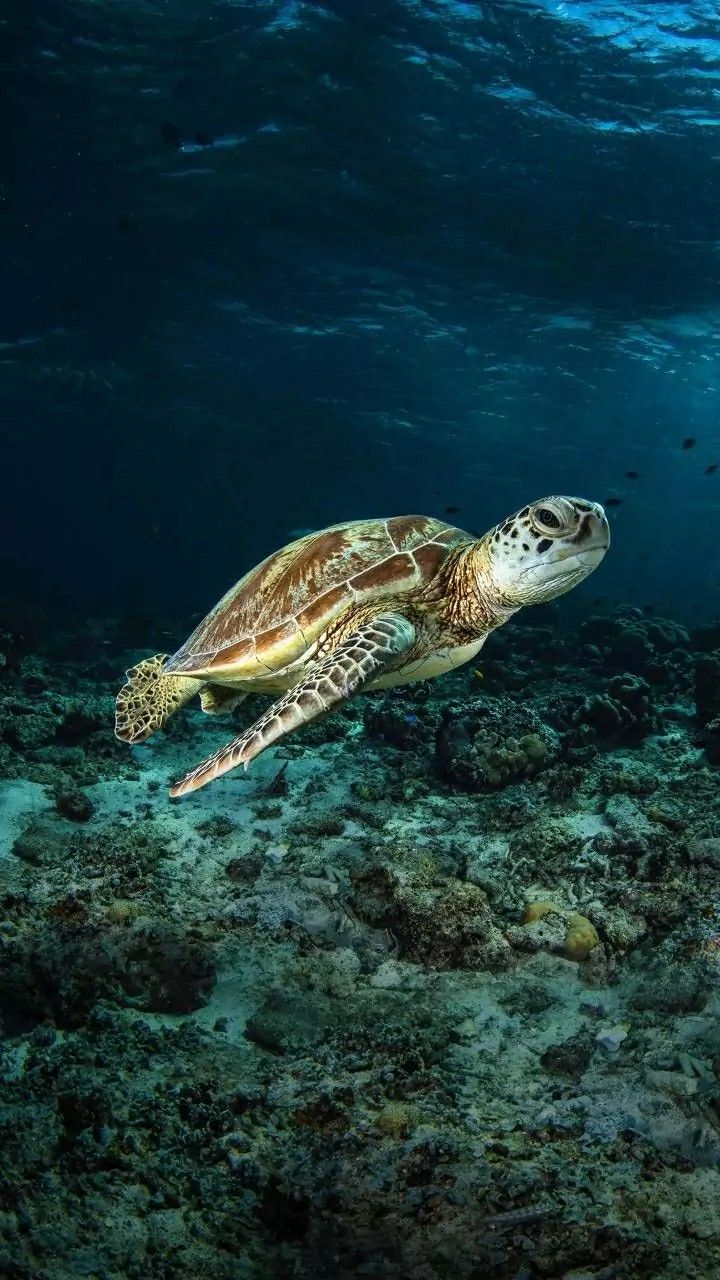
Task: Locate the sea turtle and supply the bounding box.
[115,497,609,797]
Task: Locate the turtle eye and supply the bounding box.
[535,506,561,529]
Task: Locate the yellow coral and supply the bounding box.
[521,901,600,960]
[522,900,562,923]
[564,912,600,960]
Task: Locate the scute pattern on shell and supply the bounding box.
[165,516,468,676]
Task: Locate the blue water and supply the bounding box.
[2,0,719,622]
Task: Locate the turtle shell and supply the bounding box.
[164,515,470,680]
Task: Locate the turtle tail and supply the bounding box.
[115,654,204,744]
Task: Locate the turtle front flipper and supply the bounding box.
[115,654,205,744]
[169,613,415,797]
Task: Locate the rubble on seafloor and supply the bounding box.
[1,604,720,1279]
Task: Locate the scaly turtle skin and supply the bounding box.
[115,498,609,796]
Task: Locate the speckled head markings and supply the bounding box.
[114,499,609,796]
[476,497,610,609]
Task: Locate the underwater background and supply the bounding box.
[3,3,720,1278]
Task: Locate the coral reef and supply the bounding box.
[573,673,655,743]
[435,693,558,789]
[351,859,511,970]
[1,605,720,1279]
[509,901,601,961]
[580,609,691,687]
[694,651,720,763]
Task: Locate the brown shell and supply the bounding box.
[165,515,470,679]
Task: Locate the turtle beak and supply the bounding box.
[551,505,609,563]
[572,504,610,552]
[549,506,610,575]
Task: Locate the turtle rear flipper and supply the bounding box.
[169,612,415,797]
[199,687,247,716]
[115,654,204,744]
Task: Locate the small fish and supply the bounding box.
[705,464,718,475]
[682,437,696,450]
[624,470,640,480]
[473,669,484,681]
[604,497,622,508]
[444,504,461,514]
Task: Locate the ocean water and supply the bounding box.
[2,3,720,1278]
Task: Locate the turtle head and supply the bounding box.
[482,497,610,608]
